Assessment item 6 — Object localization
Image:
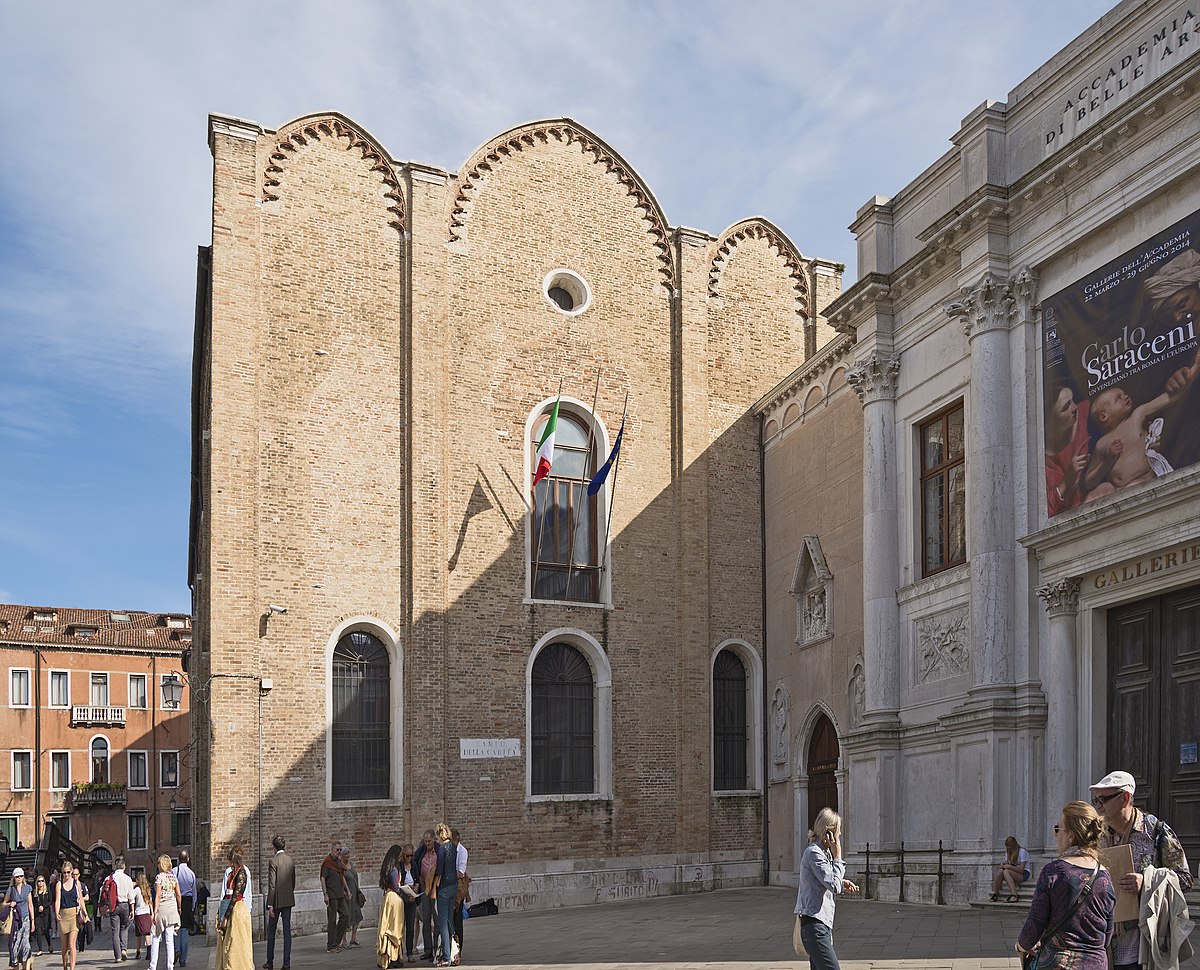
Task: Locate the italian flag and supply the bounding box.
[533,397,560,486]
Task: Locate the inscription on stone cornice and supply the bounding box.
[846,353,900,405]
[1036,577,1081,616]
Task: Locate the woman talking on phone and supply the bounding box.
[794,808,860,970]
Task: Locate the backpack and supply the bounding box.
[102,875,119,913]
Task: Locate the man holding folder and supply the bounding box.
[1090,770,1193,970]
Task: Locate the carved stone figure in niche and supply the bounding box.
[804,588,827,640]
[849,664,865,727]
[772,687,789,765]
[790,535,833,645]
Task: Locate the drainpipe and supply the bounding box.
[35,646,42,848]
[759,413,770,886]
[152,654,158,858]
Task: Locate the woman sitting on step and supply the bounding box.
[990,835,1032,902]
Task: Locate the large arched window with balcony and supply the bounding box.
[332,631,390,801]
[531,643,595,795]
[90,736,110,784]
[530,408,602,603]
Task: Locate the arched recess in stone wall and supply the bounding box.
[261,112,407,233]
[447,118,676,290]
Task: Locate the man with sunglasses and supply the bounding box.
[1090,770,1192,970]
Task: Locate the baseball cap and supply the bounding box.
[11,867,23,878]
[1089,770,1136,793]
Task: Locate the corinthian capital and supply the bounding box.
[1037,577,1081,617]
[846,353,900,406]
[945,269,1036,339]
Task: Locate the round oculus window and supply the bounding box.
[542,269,591,316]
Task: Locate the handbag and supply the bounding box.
[356,889,366,908]
[792,915,805,956]
[1,894,12,936]
[1020,862,1099,970]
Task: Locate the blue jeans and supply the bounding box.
[800,916,841,970]
[266,907,291,967]
[435,885,457,962]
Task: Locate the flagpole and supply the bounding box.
[531,378,563,599]
[598,392,629,585]
[565,368,602,600]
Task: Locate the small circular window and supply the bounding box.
[543,269,592,316]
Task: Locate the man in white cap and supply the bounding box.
[1090,769,1193,970]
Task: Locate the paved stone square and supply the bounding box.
[53,887,1197,970]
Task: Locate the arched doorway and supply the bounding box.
[807,713,839,833]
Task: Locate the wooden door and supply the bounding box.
[807,714,839,834]
[1108,584,1200,868]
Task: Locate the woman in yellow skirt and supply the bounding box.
[215,865,252,970]
[375,845,405,969]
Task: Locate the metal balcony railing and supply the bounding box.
[70,705,126,726]
[70,783,127,807]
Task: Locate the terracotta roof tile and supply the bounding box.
[0,603,191,651]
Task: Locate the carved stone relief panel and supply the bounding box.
[915,606,969,684]
[791,535,833,646]
[771,683,790,780]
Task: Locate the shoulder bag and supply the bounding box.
[1020,863,1099,970]
[1,889,12,936]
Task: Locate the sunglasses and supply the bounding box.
[1053,825,1060,834]
[1093,791,1124,806]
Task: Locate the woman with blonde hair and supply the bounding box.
[793,808,859,970]
[1017,801,1115,970]
[216,846,252,970]
[990,835,1032,902]
[53,860,82,970]
[149,855,181,970]
[431,824,458,967]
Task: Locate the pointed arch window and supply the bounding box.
[531,643,595,794]
[332,631,391,801]
[531,410,601,602]
[713,649,748,791]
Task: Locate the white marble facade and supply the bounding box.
[763,0,1200,900]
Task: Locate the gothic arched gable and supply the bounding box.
[447,119,675,290]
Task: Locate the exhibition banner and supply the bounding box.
[1042,208,1200,517]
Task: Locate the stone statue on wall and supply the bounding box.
[772,686,789,765]
[849,664,865,727]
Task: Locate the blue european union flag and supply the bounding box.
[587,418,624,496]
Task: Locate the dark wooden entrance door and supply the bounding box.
[807,714,840,834]
[1107,583,1200,868]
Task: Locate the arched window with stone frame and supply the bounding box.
[90,735,110,784]
[710,640,764,793]
[331,630,392,802]
[528,404,608,604]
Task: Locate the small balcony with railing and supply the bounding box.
[69,783,127,808]
[70,706,126,727]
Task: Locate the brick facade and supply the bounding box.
[0,605,191,870]
[192,113,841,908]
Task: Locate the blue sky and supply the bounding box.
[0,0,1112,613]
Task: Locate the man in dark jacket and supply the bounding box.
[265,836,296,970]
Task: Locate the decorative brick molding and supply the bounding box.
[263,114,406,233]
[447,120,675,289]
[708,218,810,315]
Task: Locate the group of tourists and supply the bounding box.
[794,768,1193,970]
[3,852,201,970]
[375,824,469,970]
